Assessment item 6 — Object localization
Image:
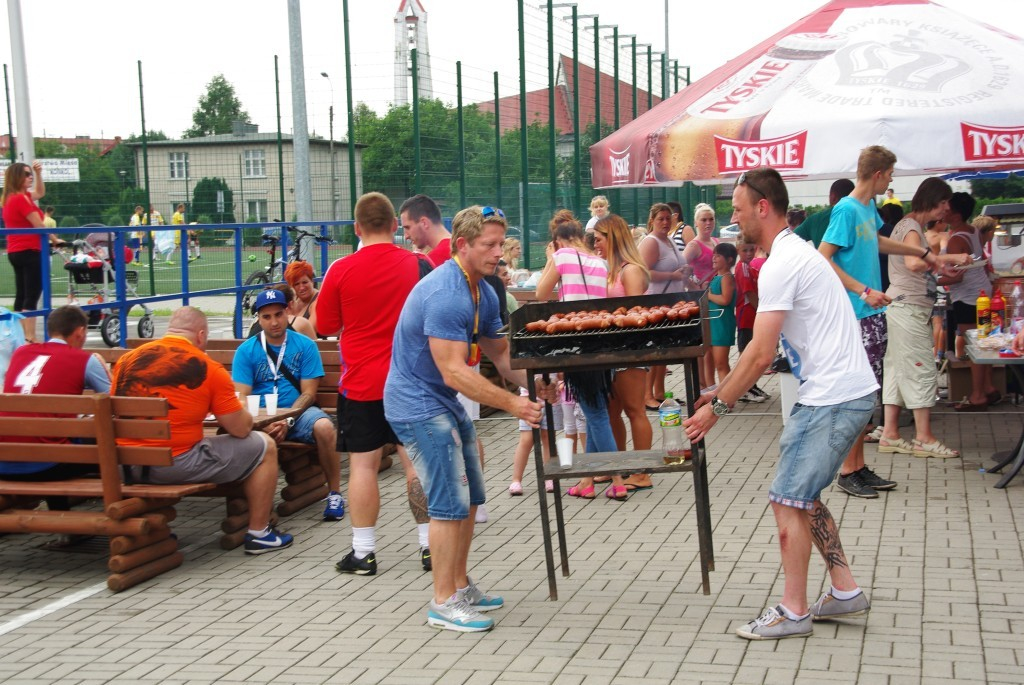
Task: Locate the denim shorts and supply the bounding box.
[770,392,875,510]
[286,406,333,444]
[391,411,485,520]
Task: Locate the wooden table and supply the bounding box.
[966,331,1024,488]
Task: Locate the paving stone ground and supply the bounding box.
[1,357,1023,684]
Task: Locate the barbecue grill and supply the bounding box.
[510,291,715,599]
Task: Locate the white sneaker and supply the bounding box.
[475,504,488,523]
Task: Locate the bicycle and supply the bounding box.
[237,227,335,336]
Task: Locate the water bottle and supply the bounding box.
[1011,281,1024,336]
[659,392,686,460]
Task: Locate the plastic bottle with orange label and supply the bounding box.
[976,289,991,338]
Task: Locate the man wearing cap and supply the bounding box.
[232,289,344,521]
[113,307,291,555]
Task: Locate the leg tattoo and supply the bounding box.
[408,477,429,524]
[809,503,849,572]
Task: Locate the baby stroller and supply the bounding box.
[56,228,155,347]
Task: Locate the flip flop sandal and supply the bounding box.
[911,440,961,458]
[953,398,988,412]
[878,437,914,454]
[566,483,596,499]
[623,483,654,491]
[863,426,883,443]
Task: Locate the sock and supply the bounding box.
[352,527,375,559]
[417,522,430,549]
[248,526,271,538]
[831,585,861,600]
[778,603,809,620]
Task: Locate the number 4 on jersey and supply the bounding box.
[13,355,51,394]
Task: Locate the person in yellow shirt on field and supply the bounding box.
[42,206,57,229]
[881,188,902,207]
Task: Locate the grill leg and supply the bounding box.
[684,357,714,594]
[529,374,559,600]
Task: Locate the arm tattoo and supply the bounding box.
[408,477,429,524]
[809,503,849,572]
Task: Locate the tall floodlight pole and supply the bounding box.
[287,0,313,261]
[3,65,15,161]
[343,0,358,242]
[321,72,337,222]
[663,0,670,97]
[7,0,34,162]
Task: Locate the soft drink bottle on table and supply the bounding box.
[659,392,687,463]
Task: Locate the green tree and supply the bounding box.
[191,177,235,224]
[183,75,250,138]
[972,173,1024,200]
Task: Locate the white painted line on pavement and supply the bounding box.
[0,532,221,636]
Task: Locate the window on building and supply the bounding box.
[246,200,268,223]
[244,149,266,178]
[169,152,189,179]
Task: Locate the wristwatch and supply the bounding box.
[711,396,731,417]
[285,417,295,428]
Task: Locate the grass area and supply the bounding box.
[0,244,355,300]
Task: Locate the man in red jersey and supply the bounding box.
[318,192,434,576]
[0,306,110,508]
[400,193,451,266]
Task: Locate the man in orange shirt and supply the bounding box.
[112,307,292,555]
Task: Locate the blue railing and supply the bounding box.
[15,220,353,344]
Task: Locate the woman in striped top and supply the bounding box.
[536,213,626,500]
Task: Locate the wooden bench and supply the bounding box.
[0,393,217,591]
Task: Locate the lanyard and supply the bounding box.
[452,256,481,366]
[260,331,287,393]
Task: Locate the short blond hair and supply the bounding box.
[451,205,508,255]
[857,145,897,181]
[589,195,609,216]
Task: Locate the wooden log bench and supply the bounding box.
[0,393,217,591]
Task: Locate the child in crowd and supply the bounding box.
[705,242,737,390]
[734,236,769,403]
[509,383,563,496]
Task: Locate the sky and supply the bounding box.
[2,0,1021,144]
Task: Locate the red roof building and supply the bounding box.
[0,134,122,158]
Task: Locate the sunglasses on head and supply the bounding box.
[737,172,767,202]
[481,206,505,219]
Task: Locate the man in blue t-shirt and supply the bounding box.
[385,205,555,633]
[819,146,946,500]
[232,289,343,521]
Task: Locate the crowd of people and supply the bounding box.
[0,146,1009,638]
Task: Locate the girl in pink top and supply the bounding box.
[682,203,720,287]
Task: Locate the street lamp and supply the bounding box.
[320,71,337,221]
[118,169,127,188]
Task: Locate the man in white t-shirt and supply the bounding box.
[684,167,878,641]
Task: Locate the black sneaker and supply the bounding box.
[421,547,432,572]
[751,384,771,400]
[336,549,377,576]
[836,471,878,499]
[856,466,896,491]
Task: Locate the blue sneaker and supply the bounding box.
[427,596,494,632]
[244,527,293,555]
[324,491,345,521]
[459,577,504,612]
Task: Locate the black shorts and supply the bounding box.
[336,394,400,453]
[737,327,754,353]
[951,300,977,328]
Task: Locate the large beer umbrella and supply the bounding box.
[590,0,1024,188]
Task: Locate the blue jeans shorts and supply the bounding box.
[770,392,875,510]
[391,411,485,520]
[286,406,332,444]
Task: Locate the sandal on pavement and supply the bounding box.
[863,426,883,443]
[623,475,654,491]
[953,397,988,412]
[566,483,596,499]
[605,485,629,501]
[508,481,523,496]
[911,439,960,459]
[877,437,914,454]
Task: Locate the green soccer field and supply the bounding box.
[0,244,355,304]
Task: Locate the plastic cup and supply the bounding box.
[557,438,573,469]
[264,393,278,416]
[246,394,260,415]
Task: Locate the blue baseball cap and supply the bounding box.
[252,289,287,314]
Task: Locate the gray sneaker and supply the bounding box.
[856,466,896,491]
[427,595,494,632]
[810,591,870,621]
[736,605,813,640]
[836,470,879,499]
[459,577,504,612]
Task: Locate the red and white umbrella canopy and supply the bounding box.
[590,0,1024,188]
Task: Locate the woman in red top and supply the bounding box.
[1,161,58,342]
